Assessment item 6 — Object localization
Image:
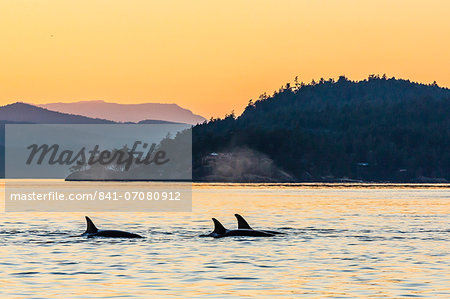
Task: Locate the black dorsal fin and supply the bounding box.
[235,214,252,230]
[212,218,227,235]
[85,216,98,234]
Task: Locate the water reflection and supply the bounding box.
[0,183,449,298]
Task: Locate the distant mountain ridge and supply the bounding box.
[0,102,190,125]
[0,102,115,124]
[39,100,206,125]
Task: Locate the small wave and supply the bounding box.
[11,271,40,276]
[220,276,259,280]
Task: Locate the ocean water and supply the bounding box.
[0,183,449,298]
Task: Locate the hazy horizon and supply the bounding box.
[2,75,448,121]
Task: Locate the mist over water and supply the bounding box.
[0,183,449,298]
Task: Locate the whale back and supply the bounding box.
[235,214,252,230]
[85,216,98,234]
[212,218,227,235]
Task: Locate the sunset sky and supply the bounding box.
[1,0,449,118]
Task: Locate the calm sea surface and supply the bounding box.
[0,183,449,298]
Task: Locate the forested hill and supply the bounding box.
[193,76,450,182]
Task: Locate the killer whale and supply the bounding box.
[204,218,275,238]
[82,216,143,238]
[234,214,285,235]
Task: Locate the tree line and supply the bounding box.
[193,75,450,182]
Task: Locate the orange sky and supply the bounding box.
[1,0,449,118]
